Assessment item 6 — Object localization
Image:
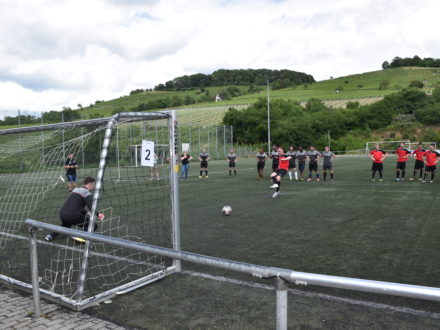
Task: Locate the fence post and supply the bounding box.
[29,226,41,318]
[275,277,288,330]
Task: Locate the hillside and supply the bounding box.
[2,67,440,127]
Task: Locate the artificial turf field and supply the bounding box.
[86,156,440,329]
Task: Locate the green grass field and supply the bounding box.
[86,156,440,329]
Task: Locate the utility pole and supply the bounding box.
[267,80,271,153]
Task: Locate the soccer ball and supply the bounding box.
[222,205,232,216]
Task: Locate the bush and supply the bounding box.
[379,80,390,90]
[408,80,424,88]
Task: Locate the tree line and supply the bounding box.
[223,87,440,151]
[153,69,315,91]
[382,56,440,69]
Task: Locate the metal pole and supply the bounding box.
[223,125,226,156]
[76,116,117,303]
[189,125,191,151]
[198,126,201,152]
[168,111,181,271]
[215,125,218,160]
[267,80,271,153]
[29,227,41,318]
[116,123,120,181]
[231,126,234,149]
[328,130,331,148]
[41,113,44,166]
[275,277,288,330]
[61,112,65,157]
[207,125,210,154]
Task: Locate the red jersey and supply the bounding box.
[278,156,290,170]
[424,150,440,166]
[395,147,410,162]
[370,149,386,163]
[412,148,425,161]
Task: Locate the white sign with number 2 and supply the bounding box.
[141,140,155,167]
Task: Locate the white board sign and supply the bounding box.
[182,143,190,152]
[141,140,155,167]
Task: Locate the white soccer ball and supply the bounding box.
[222,205,232,216]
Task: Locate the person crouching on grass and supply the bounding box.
[45,177,104,242]
[269,147,291,199]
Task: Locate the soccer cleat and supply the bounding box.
[330,179,334,182]
[316,178,320,182]
[419,178,423,181]
[371,179,376,182]
[269,183,279,189]
[430,180,434,183]
[44,234,53,242]
[422,180,427,183]
[379,179,384,182]
[272,191,279,199]
[307,178,312,181]
[409,177,415,181]
[395,178,400,182]
[205,176,208,178]
[199,176,202,179]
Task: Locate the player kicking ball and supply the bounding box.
[269,147,291,198]
[45,177,104,243]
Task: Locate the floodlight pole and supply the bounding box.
[267,80,271,153]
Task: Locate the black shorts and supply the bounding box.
[257,162,265,169]
[372,162,383,171]
[323,164,332,171]
[414,160,424,170]
[298,162,305,171]
[396,161,406,170]
[309,163,318,171]
[272,163,279,171]
[276,169,288,177]
[200,161,208,168]
[425,165,436,172]
[228,161,236,168]
[288,160,296,169]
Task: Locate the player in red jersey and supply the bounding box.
[369,144,388,181]
[269,147,292,198]
[410,143,426,181]
[422,144,440,183]
[395,142,411,181]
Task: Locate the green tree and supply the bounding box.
[382,61,390,69]
[432,87,440,102]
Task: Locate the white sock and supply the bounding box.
[294,171,298,180]
[288,172,292,179]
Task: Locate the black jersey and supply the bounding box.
[181,154,191,164]
[270,151,279,164]
[65,158,78,175]
[296,150,307,163]
[257,152,267,162]
[227,152,238,161]
[307,150,321,164]
[286,151,296,160]
[199,152,210,162]
[59,187,95,220]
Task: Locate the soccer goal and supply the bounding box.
[408,141,437,151]
[0,112,181,310]
[365,140,410,154]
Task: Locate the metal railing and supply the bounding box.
[26,219,440,330]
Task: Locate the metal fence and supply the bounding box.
[26,219,440,330]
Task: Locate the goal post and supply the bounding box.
[365,140,410,154]
[0,111,181,309]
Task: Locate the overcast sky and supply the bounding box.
[1,0,440,116]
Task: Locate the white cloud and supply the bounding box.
[0,0,440,116]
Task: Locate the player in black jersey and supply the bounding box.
[45,177,104,242]
[269,145,279,172]
[226,149,238,176]
[198,149,210,178]
[256,148,268,180]
[64,153,78,192]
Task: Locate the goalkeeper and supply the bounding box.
[45,177,104,242]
